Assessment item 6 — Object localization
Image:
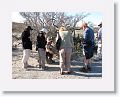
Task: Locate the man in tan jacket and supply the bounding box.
[58,26,74,75]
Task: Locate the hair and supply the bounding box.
[24,26,32,32]
[38,32,44,37]
[59,27,67,32]
[81,22,88,28]
[84,23,88,27]
[100,24,102,28]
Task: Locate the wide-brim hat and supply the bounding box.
[40,28,48,33]
[98,22,102,26]
[27,26,33,30]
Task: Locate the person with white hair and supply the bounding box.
[36,28,47,70]
[79,22,95,72]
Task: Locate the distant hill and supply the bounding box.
[12,22,26,33]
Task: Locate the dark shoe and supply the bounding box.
[60,70,64,75]
[60,71,64,75]
[23,63,27,69]
[80,67,88,73]
[24,66,28,69]
[87,65,91,71]
[41,66,47,70]
[67,71,72,74]
[39,65,41,69]
[24,65,27,69]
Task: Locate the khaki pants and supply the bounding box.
[22,49,31,67]
[59,48,72,70]
[38,48,46,67]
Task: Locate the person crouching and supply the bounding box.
[46,37,55,64]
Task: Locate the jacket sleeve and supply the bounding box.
[84,30,89,42]
[21,32,26,48]
[36,36,38,51]
[84,29,94,46]
[56,33,59,42]
[21,32,25,42]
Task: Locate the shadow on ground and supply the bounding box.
[25,62,102,78]
[12,47,102,78]
[70,62,102,77]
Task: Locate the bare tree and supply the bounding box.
[20,12,89,32]
[18,12,90,46]
[12,12,90,50]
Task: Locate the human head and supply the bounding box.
[59,26,67,32]
[39,31,44,36]
[24,26,33,32]
[98,22,102,28]
[27,26,33,30]
[79,21,88,30]
[40,28,48,34]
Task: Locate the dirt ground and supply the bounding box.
[12,46,102,79]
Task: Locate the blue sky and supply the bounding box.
[12,12,102,26]
[83,12,102,25]
[66,12,102,26]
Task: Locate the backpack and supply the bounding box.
[56,33,61,51]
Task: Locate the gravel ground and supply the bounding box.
[12,46,102,79]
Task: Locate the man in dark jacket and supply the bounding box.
[36,28,47,70]
[21,26,33,69]
[80,22,94,72]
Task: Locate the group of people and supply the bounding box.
[21,27,54,70]
[21,22,102,74]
